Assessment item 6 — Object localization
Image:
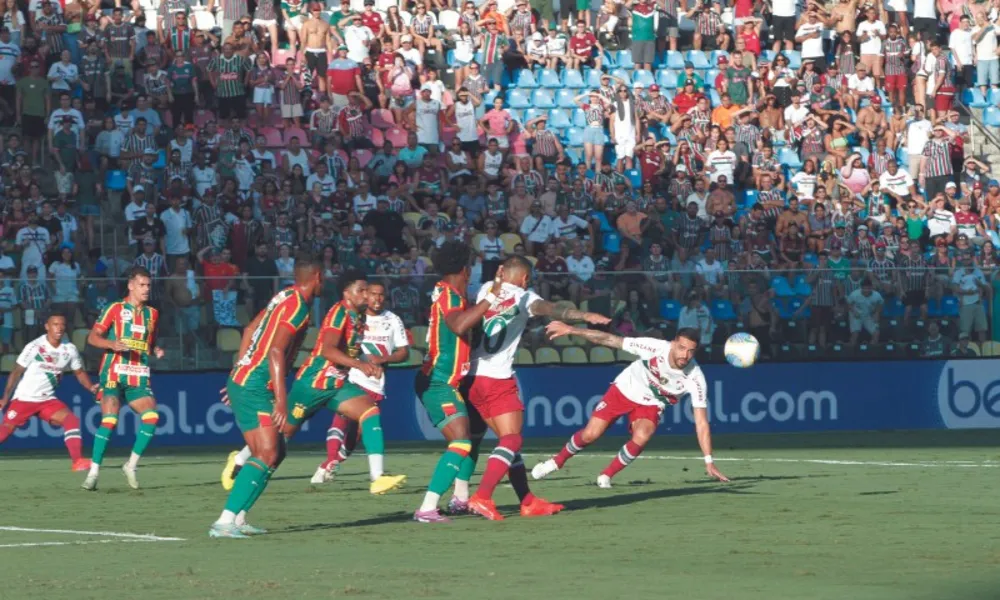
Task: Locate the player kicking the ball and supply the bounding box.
[83,267,165,491]
[310,281,410,485]
[211,259,321,538]
[451,255,611,520]
[221,271,406,497]
[0,313,99,471]
[532,325,730,487]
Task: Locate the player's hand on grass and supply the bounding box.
[546,321,574,340]
[706,463,729,482]
[582,312,612,326]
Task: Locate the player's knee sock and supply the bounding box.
[219,457,269,524]
[239,466,276,519]
[475,434,522,501]
[61,413,82,462]
[420,440,471,512]
[508,453,535,505]
[322,414,349,470]
[554,431,588,468]
[453,431,485,501]
[601,440,645,479]
[358,407,385,480]
[343,418,359,459]
[127,411,158,468]
[90,414,118,467]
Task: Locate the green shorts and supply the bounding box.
[226,380,276,433]
[286,379,368,428]
[100,379,154,404]
[415,372,468,429]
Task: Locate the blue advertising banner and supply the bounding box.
[2,359,998,450]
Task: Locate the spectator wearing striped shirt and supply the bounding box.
[18,264,48,340]
[134,238,168,308]
[919,126,960,202]
[896,239,929,324]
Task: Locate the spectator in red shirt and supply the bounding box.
[326,45,363,107]
[359,0,385,37]
[199,245,240,294]
[567,21,602,71]
[672,80,704,116]
[536,241,571,300]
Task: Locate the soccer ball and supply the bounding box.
[724,333,760,368]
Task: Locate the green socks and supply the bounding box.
[90,414,118,466]
[428,440,472,495]
[359,410,385,455]
[225,458,270,514]
[456,434,483,483]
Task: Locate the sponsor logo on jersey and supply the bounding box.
[114,364,151,377]
[120,308,133,322]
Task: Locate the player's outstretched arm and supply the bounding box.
[546,321,624,349]
[693,406,729,482]
[445,272,505,336]
[72,369,100,396]
[530,300,612,326]
[0,364,25,408]
[320,329,381,379]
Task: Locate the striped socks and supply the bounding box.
[474,434,522,500]
[61,412,82,462]
[601,441,645,479]
[554,431,588,468]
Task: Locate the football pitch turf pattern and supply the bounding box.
[2,431,999,600]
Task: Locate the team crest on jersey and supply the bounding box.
[645,357,685,403]
[484,296,519,330]
[120,309,133,322]
[292,404,306,420]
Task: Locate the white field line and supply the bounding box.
[0,526,185,542]
[0,539,174,549]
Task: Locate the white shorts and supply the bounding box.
[253,18,277,27]
[615,135,636,160]
[283,15,303,30]
[487,134,509,149]
[849,314,878,335]
[253,87,274,104]
[281,103,303,118]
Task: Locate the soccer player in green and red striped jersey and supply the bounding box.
[413,241,503,523]
[209,258,322,539]
[82,267,165,492]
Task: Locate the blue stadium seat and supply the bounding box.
[660,126,677,145]
[709,87,721,106]
[585,68,604,88]
[793,275,812,297]
[686,50,710,69]
[883,297,905,318]
[626,169,642,188]
[556,88,578,108]
[660,299,682,321]
[653,51,668,69]
[564,147,582,164]
[778,148,803,168]
[990,88,1000,106]
[483,89,500,105]
[610,68,631,84]
[532,89,556,108]
[771,276,795,297]
[105,170,127,191]
[784,50,802,69]
[761,49,776,63]
[507,89,532,108]
[616,49,635,69]
[548,108,572,129]
[632,69,655,88]
[941,295,960,317]
[786,298,810,319]
[656,69,677,89]
[562,69,585,89]
[705,68,720,85]
[565,128,585,147]
[153,149,167,169]
[523,107,546,123]
[741,189,758,207]
[572,108,587,128]
[857,146,871,164]
[539,68,562,88]
[507,108,525,123]
[710,299,737,321]
[666,51,686,69]
[803,252,818,267]
[516,69,539,89]
[985,106,1000,127]
[927,297,943,318]
[896,147,909,167]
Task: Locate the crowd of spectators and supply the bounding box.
[0,0,998,366]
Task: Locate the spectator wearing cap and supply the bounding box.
[342,12,376,62]
[325,43,362,107]
[477,18,507,89]
[126,147,159,198]
[407,84,442,153]
[953,258,989,342]
[566,19,601,71]
[525,31,552,69]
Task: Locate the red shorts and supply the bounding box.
[934,89,955,112]
[464,376,523,420]
[592,385,663,426]
[885,74,907,91]
[3,399,68,428]
[366,390,384,402]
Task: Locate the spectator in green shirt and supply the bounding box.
[51,117,79,173]
[15,61,51,165]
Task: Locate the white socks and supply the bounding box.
[419,492,441,513]
[368,454,384,481]
[88,463,100,476]
[235,511,247,526]
[216,510,236,525]
[453,479,469,502]
[235,446,252,467]
[126,452,140,470]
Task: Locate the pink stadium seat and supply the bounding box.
[261,127,284,148]
[385,127,408,148]
[354,149,373,168]
[370,128,385,147]
[283,126,308,145]
[370,109,395,129]
[194,110,215,128]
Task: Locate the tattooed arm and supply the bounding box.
[545,321,623,348]
[529,300,612,325]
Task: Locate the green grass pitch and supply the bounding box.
[2,431,999,600]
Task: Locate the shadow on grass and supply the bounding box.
[271,511,416,533]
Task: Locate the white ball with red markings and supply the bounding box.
[724,333,759,368]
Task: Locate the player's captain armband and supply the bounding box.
[121,339,149,352]
[621,337,669,359]
[114,364,151,377]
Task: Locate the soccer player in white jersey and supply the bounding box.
[451,256,611,520]
[0,313,99,471]
[310,281,410,484]
[532,325,730,488]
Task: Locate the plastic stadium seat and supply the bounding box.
[803,252,818,266]
[985,106,1000,127]
[400,349,424,367]
[686,50,710,69]
[660,299,682,321]
[883,297,904,318]
[617,349,639,363]
[784,50,802,69]
[710,299,737,321]
[562,347,588,363]
[787,298,810,318]
[293,351,310,368]
[666,50,685,69]
[500,233,522,254]
[705,68,720,85]
[515,347,534,365]
[507,88,532,108]
[548,109,572,129]
[610,68,631,84]
[565,127,585,147]
[656,69,677,89]
[632,69,655,88]
[152,149,167,169]
[927,298,943,318]
[571,108,587,127]
[354,149,374,168]
[508,108,525,124]
[283,127,308,145]
[559,69,583,89]
[402,212,422,229]
[72,328,89,350]
[626,169,642,188]
[370,129,385,147]
[523,107,546,123]
[616,49,635,69]
[105,170,126,191]
[941,295,960,317]
[990,88,1000,105]
[555,88,577,108]
[532,89,556,108]
[438,9,459,30]
[564,147,582,164]
[259,127,282,148]
[589,347,616,363]
[584,70,604,89]
[778,147,803,168]
[215,328,241,353]
[370,108,395,130]
[516,69,539,89]
[386,127,409,148]
[534,347,561,364]
[981,341,1000,357]
[793,275,812,297]
[771,276,795,297]
[539,68,562,88]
